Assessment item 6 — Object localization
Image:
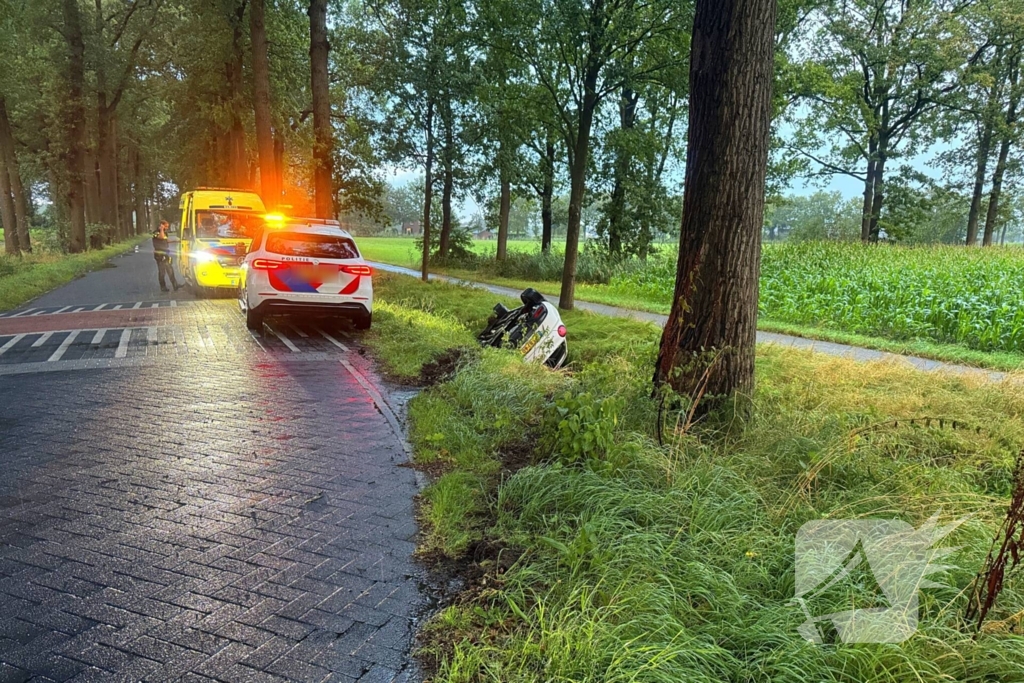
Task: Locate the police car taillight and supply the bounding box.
[251,258,282,270]
[341,265,372,276]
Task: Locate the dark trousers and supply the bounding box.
[155,256,179,290]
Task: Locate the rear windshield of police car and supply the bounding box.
[265,232,360,259]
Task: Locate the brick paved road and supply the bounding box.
[0,248,424,682]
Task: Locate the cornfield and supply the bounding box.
[610,242,1024,354]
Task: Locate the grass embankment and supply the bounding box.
[366,271,1024,683]
[359,237,1024,372]
[0,237,145,312]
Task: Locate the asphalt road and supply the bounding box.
[0,246,424,683]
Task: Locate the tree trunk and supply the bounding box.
[497,168,510,260]
[653,0,777,405]
[966,122,992,246]
[983,62,1019,248]
[438,100,454,258]
[860,136,877,243]
[132,145,145,235]
[0,97,29,252]
[607,87,638,255]
[84,150,100,224]
[0,162,17,255]
[63,0,88,253]
[251,0,277,206]
[94,0,119,231]
[867,153,886,241]
[541,134,554,253]
[309,0,334,218]
[227,2,248,189]
[559,77,599,310]
[421,100,434,282]
[274,130,285,197]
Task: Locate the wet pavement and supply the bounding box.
[0,247,424,682]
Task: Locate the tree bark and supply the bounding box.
[607,86,638,255]
[983,61,1019,248]
[0,97,29,252]
[421,100,434,282]
[274,130,285,197]
[0,161,17,255]
[250,0,277,206]
[966,121,992,246]
[559,78,599,310]
[132,144,145,235]
[541,134,554,253]
[653,0,777,405]
[309,0,334,218]
[867,150,886,241]
[63,0,88,253]
[228,1,248,189]
[94,0,119,231]
[860,135,877,243]
[438,100,454,258]
[497,168,510,260]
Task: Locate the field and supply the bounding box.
[366,271,1024,683]
[359,237,1024,369]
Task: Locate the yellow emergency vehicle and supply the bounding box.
[177,188,267,296]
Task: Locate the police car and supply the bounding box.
[238,217,372,331]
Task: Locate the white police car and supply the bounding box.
[238,218,373,331]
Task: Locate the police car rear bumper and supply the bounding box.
[253,300,370,319]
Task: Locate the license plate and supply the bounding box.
[521,331,541,355]
[295,265,339,284]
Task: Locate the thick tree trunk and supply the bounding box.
[310,0,334,218]
[84,151,100,224]
[867,153,886,241]
[0,163,17,255]
[966,123,992,246]
[421,100,434,282]
[227,2,248,188]
[653,0,777,405]
[251,0,277,206]
[983,64,1018,248]
[274,131,285,196]
[63,0,88,253]
[607,87,638,255]
[559,83,599,310]
[541,135,554,253]
[497,169,510,260]
[0,97,29,252]
[438,101,454,259]
[132,145,145,235]
[860,136,877,243]
[97,100,119,228]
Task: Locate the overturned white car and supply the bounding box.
[476,288,568,369]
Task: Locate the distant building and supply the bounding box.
[402,220,422,235]
[474,229,495,240]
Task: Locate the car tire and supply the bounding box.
[353,311,371,331]
[246,306,264,331]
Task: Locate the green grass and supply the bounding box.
[358,236,539,267]
[360,238,1024,371]
[366,271,1024,683]
[0,236,146,312]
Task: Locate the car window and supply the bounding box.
[195,210,264,240]
[265,232,360,259]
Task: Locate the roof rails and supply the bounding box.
[193,186,261,193]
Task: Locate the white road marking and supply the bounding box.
[247,329,266,351]
[267,325,300,352]
[48,330,80,362]
[115,328,131,358]
[73,307,85,313]
[10,308,36,317]
[150,303,159,308]
[147,326,157,343]
[93,304,106,311]
[31,310,47,316]
[31,332,54,347]
[132,301,142,309]
[170,300,177,307]
[91,329,107,344]
[53,306,71,314]
[315,326,350,352]
[0,335,26,356]
[112,304,123,310]
[287,322,309,338]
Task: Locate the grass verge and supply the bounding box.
[362,242,1024,372]
[0,237,146,312]
[365,270,1024,683]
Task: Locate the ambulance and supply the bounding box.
[177,188,267,296]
